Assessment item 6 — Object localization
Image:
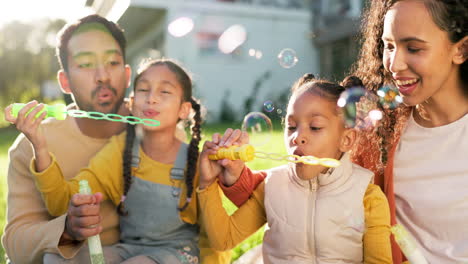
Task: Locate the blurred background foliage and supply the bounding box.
[0,19,66,127]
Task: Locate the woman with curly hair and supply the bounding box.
[221,0,467,263]
[351,0,468,263]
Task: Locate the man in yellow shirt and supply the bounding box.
[2,14,228,264]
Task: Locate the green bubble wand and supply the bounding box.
[11,103,160,127]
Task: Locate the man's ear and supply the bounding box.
[128,93,134,113]
[57,70,72,94]
[339,128,357,152]
[125,64,132,88]
[178,101,192,120]
[453,36,468,65]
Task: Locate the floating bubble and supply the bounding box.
[276,109,283,115]
[377,85,403,109]
[277,48,298,68]
[248,48,256,56]
[168,17,194,37]
[255,50,263,59]
[242,112,273,147]
[337,87,366,128]
[368,109,383,121]
[338,87,380,130]
[263,100,275,112]
[218,24,247,54]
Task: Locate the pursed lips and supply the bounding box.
[293,148,304,157]
[143,109,159,118]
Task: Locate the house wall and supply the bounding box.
[125,1,318,121]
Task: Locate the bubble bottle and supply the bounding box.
[391,224,428,264]
[79,180,106,264]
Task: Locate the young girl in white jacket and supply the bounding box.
[197,74,393,264]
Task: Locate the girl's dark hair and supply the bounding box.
[291,73,363,105]
[117,123,135,216]
[117,58,202,215]
[351,0,468,170]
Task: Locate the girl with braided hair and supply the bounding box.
[197,74,392,263]
[7,58,229,263]
[350,0,468,263]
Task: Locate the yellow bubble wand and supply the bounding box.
[208,144,341,168]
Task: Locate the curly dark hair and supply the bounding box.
[351,0,468,169]
[117,59,202,215]
[56,14,126,72]
[354,0,467,91]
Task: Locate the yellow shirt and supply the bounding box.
[31,132,230,263]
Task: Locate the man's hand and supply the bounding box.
[5,101,52,171]
[60,192,104,244]
[4,101,47,150]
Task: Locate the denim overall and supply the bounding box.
[115,140,200,263]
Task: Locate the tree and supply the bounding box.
[0,19,65,110]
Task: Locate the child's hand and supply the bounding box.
[199,140,223,190]
[215,128,249,187]
[5,101,51,171]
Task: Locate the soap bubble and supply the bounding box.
[337,87,380,130]
[368,109,383,122]
[263,100,275,112]
[218,24,247,54]
[278,48,298,68]
[242,112,273,147]
[168,17,194,37]
[377,85,403,109]
[255,50,263,59]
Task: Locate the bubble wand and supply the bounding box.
[391,224,428,264]
[208,144,341,168]
[10,103,160,127]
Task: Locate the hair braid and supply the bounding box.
[178,97,202,211]
[117,124,135,216]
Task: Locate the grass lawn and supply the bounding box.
[0,122,286,263]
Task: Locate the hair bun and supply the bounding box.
[297,73,315,87]
[302,73,315,83]
[341,75,364,89]
[292,73,316,91]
